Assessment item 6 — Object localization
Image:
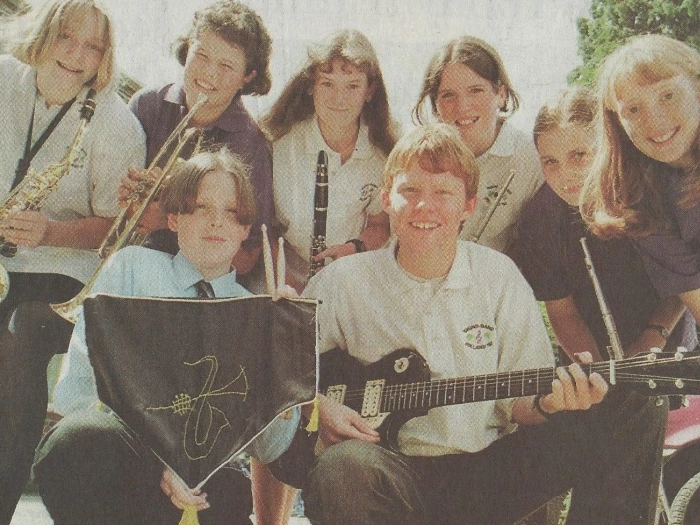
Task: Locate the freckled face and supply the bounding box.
[382,162,476,256]
[36,8,106,97]
[167,170,250,280]
[613,74,700,168]
[537,124,595,206]
[435,62,506,158]
[184,30,256,119]
[312,60,374,133]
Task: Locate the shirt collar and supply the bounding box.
[163,82,247,133]
[480,120,516,159]
[302,117,374,161]
[172,251,239,296]
[386,238,472,290]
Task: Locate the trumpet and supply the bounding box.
[51,94,208,323]
[470,169,516,243]
[0,89,97,302]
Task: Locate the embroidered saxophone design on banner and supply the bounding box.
[147,355,249,460]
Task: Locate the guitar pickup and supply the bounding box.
[361,380,384,417]
[326,384,346,405]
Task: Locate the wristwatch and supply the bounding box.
[345,238,366,253]
[646,324,670,340]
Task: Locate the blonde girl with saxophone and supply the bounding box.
[0,1,145,522]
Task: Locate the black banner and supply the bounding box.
[84,294,317,489]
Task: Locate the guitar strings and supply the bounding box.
[333,354,700,402]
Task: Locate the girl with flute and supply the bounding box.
[515,86,696,363]
[413,36,542,254]
[261,29,396,292]
[582,35,700,325]
[0,1,145,522]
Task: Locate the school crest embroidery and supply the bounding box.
[461,324,495,349]
[360,182,378,202]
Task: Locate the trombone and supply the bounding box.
[51,94,208,323]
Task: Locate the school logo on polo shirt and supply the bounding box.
[360,183,378,202]
[461,324,495,349]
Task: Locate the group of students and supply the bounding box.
[0,0,699,524]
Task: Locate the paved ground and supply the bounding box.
[12,493,311,525]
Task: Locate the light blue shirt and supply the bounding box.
[54,245,299,463]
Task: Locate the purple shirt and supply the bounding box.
[129,83,273,248]
[635,165,700,297]
[514,184,696,353]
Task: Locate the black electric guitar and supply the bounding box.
[270,347,700,488]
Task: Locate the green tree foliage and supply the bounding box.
[569,0,700,86]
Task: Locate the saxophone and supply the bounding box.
[51,94,208,323]
[0,89,97,302]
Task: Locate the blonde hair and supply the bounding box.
[7,0,115,92]
[383,123,479,200]
[582,34,700,239]
[413,35,519,125]
[160,147,256,226]
[261,29,396,156]
[533,86,596,148]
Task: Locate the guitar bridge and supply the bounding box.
[361,379,384,417]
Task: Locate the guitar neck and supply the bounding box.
[380,362,609,411]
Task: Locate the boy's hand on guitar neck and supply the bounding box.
[538,351,608,416]
[317,394,380,446]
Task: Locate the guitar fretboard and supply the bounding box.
[379,363,603,412]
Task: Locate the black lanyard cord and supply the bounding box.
[12,96,77,190]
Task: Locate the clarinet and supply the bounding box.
[580,237,624,361]
[308,150,329,279]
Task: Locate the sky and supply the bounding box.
[33,0,594,133]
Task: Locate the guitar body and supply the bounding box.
[320,347,431,453]
[269,347,700,488]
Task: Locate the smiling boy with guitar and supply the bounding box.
[300,123,683,525]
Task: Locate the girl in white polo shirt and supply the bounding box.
[261,29,397,292]
[0,1,144,521]
[413,36,543,254]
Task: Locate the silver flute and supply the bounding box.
[580,237,624,361]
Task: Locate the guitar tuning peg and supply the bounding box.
[650,347,663,353]
[682,395,690,408]
[675,351,685,361]
[677,346,689,353]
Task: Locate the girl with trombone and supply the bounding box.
[122,0,274,285]
[0,1,145,522]
[261,29,396,292]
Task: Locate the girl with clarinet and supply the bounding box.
[413,36,542,254]
[581,35,700,324]
[261,29,396,292]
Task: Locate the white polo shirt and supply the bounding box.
[273,117,386,284]
[304,241,554,456]
[458,121,543,253]
[0,55,146,283]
